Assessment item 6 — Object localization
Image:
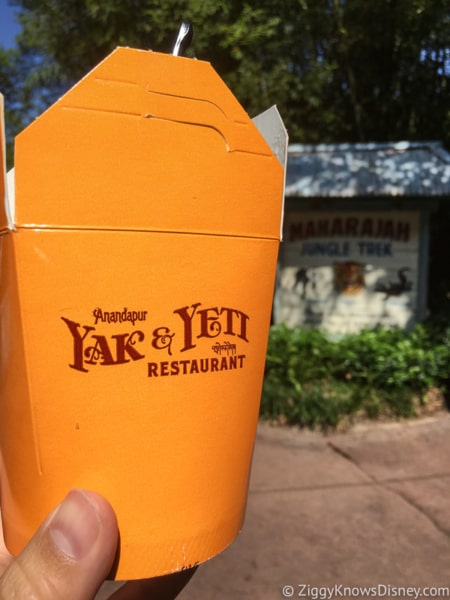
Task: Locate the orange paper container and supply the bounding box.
[0,48,286,579]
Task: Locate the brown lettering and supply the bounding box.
[304,221,316,239]
[112,331,145,363]
[345,217,359,236]
[173,303,201,352]
[330,218,343,236]
[197,306,221,339]
[360,218,373,237]
[289,222,304,241]
[61,317,95,372]
[316,220,329,237]
[396,221,410,242]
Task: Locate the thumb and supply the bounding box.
[0,489,119,600]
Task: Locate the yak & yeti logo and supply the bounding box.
[61,303,249,377]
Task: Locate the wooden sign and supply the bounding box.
[276,211,421,333]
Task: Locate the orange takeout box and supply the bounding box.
[0,48,286,579]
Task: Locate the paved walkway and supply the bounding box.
[180,413,450,599]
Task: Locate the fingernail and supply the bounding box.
[49,489,102,560]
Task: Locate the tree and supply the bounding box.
[3,0,450,148]
[0,47,24,165]
[327,0,450,144]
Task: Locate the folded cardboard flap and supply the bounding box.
[252,106,288,240]
[64,64,271,156]
[6,169,14,228]
[13,48,285,240]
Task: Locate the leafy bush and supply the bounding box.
[261,323,450,431]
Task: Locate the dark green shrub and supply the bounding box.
[261,322,450,430]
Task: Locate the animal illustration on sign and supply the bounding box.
[375,267,413,299]
[334,261,366,295]
[292,267,317,298]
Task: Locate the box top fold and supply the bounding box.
[13,48,286,240]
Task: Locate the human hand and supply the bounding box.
[0,488,196,599]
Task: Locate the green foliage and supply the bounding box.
[1,0,449,152]
[0,47,24,165]
[261,323,450,431]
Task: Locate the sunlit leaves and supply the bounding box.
[3,0,450,150]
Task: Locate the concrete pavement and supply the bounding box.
[179,413,450,599]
